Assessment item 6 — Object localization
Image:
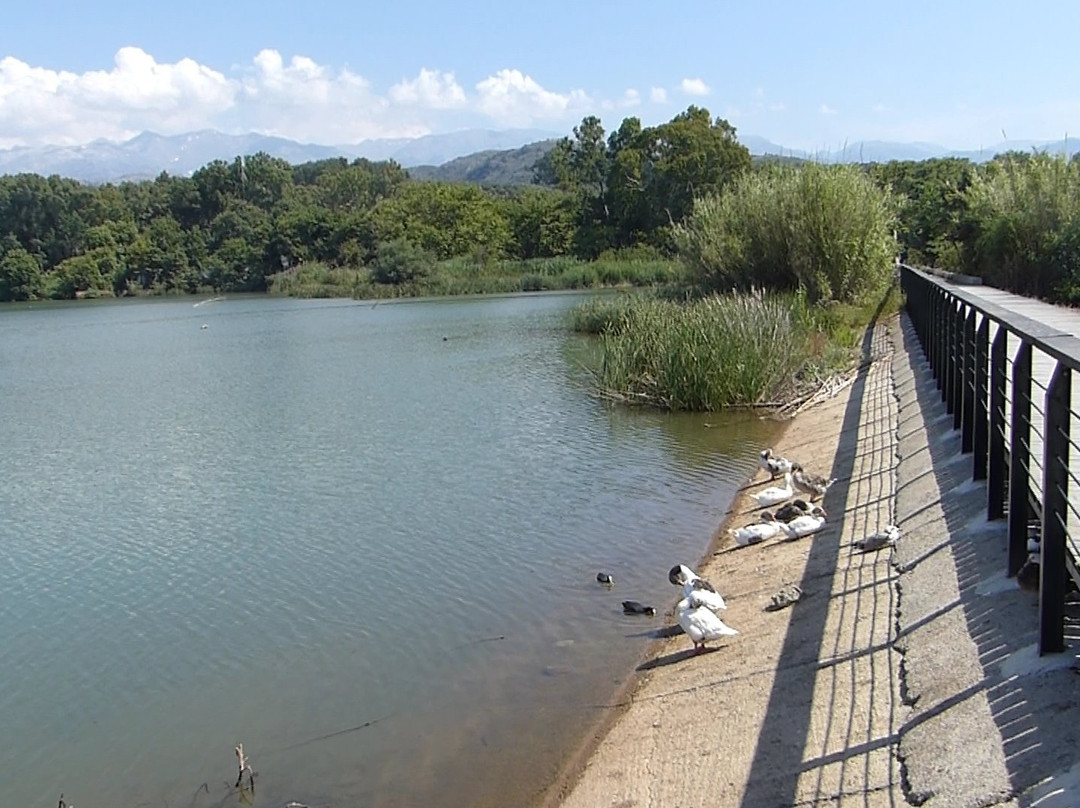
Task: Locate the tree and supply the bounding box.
[371,238,433,285]
[0,246,43,301]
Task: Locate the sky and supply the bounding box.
[1,0,1078,152]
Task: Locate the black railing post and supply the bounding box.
[988,325,1008,519]
[1040,363,1070,655]
[959,302,967,429]
[929,287,939,382]
[962,308,977,451]
[935,290,946,390]
[945,299,956,408]
[973,314,990,478]
[1008,341,1033,576]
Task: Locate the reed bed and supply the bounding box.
[267,257,685,299]
[588,291,814,410]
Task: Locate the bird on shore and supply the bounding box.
[676,590,738,654]
[854,525,900,552]
[780,507,828,539]
[765,583,803,611]
[792,464,836,502]
[668,564,727,612]
[730,512,783,546]
[772,498,816,523]
[751,472,794,508]
[759,448,794,480]
[622,600,657,616]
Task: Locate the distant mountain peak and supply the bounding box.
[1,129,1077,184]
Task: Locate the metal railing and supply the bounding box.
[901,264,1080,655]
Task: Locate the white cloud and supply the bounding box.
[820,103,838,115]
[680,77,711,97]
[650,86,667,104]
[389,68,466,109]
[0,48,653,149]
[474,68,589,125]
[0,48,236,147]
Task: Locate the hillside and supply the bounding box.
[407,140,559,185]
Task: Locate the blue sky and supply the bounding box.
[1,0,1077,151]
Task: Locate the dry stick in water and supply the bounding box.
[235,743,255,791]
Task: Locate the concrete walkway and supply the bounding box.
[893,313,1080,808]
[553,314,1080,808]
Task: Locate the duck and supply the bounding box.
[854,524,900,552]
[596,572,615,585]
[668,564,727,612]
[792,464,836,502]
[730,512,783,546]
[750,472,794,508]
[759,448,794,480]
[622,600,656,616]
[780,507,827,539]
[772,498,815,523]
[676,590,738,654]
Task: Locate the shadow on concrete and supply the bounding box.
[894,314,1080,805]
[739,319,901,807]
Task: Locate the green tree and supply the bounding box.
[371,238,433,285]
[0,246,43,301]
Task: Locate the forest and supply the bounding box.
[2,104,1080,308]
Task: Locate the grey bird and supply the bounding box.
[854,525,900,552]
[792,464,836,501]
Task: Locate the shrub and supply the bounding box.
[371,238,434,285]
[675,163,898,305]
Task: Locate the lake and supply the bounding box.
[0,292,778,807]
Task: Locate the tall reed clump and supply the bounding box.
[963,153,1080,302]
[591,291,813,410]
[675,163,898,305]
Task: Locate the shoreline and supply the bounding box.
[539,414,801,808]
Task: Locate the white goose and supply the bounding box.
[730,512,783,546]
[676,590,738,654]
[751,472,794,508]
[668,564,727,612]
[780,507,827,539]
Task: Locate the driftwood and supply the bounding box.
[234,743,255,790]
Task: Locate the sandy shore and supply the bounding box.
[542,322,901,807]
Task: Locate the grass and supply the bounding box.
[266,256,688,299]
[571,282,902,411]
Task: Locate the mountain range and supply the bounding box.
[1,129,1077,185]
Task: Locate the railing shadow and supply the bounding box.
[896,313,1080,804]
[739,314,899,807]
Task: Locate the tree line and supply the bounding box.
[3,104,1080,305]
[0,106,750,302]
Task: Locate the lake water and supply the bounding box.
[0,292,778,808]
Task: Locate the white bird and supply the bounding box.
[668,564,727,612]
[751,472,794,508]
[730,512,783,546]
[854,524,900,552]
[759,448,794,480]
[780,507,827,539]
[676,590,738,654]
